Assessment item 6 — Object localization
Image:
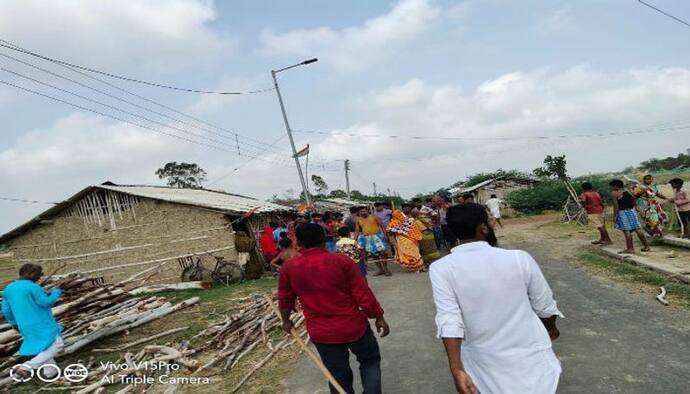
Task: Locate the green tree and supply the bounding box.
[533,155,568,180]
[311,174,329,195]
[328,189,348,198]
[155,162,207,188]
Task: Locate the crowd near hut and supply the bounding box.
[449,176,538,204]
[0,183,293,285]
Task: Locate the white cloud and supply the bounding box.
[0,0,228,71]
[536,8,575,34]
[259,0,440,71]
[309,65,690,194]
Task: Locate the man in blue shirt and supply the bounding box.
[2,264,63,379]
[271,221,288,242]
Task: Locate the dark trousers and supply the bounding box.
[313,326,382,394]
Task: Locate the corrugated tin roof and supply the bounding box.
[99,185,291,214]
[449,178,497,195]
[0,184,292,245]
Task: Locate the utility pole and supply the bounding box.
[373,182,377,197]
[271,58,318,205]
[344,159,351,200]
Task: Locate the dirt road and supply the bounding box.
[283,225,690,393]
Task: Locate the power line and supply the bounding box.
[208,134,289,186]
[0,79,294,167]
[0,51,282,154]
[293,121,690,142]
[0,66,296,163]
[0,196,57,204]
[637,0,690,28]
[0,40,292,156]
[0,40,274,95]
[0,39,337,169]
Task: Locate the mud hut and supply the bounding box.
[449,177,537,205]
[0,183,293,284]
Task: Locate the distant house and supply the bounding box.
[449,177,538,205]
[0,183,293,284]
[312,198,372,215]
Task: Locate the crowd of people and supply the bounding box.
[257,194,505,278]
[580,175,690,254]
[277,202,560,394]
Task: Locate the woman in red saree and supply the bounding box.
[258,226,278,262]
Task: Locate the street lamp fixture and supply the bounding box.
[271,58,319,205]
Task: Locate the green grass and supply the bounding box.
[10,277,281,393]
[155,277,278,303]
[577,253,690,308]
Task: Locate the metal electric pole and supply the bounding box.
[271,58,318,205]
[373,182,377,197]
[344,159,351,199]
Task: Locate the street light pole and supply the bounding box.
[271,58,318,205]
[344,159,351,200]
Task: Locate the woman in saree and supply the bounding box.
[387,209,425,272]
[633,174,669,237]
[410,204,441,265]
[258,225,278,264]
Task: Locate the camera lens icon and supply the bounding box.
[9,364,34,383]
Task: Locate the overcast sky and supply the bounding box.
[2,0,690,234]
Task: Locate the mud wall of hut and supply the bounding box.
[1,190,237,284]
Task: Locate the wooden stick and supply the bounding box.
[92,326,189,352]
[264,295,347,394]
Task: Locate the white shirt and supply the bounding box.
[429,241,563,394]
[486,198,502,217]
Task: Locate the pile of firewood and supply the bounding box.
[0,272,199,388]
[193,295,307,392]
[0,270,304,393]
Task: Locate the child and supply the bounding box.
[610,179,650,254]
[580,182,612,245]
[270,237,300,271]
[670,178,690,239]
[335,226,368,278]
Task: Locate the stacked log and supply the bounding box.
[0,273,199,387]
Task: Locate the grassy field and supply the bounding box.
[12,277,298,394]
[575,253,690,310]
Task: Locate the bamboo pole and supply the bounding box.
[264,295,347,394]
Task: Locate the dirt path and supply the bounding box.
[283,220,690,393]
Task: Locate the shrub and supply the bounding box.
[506,175,613,215]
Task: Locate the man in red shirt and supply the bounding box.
[580,182,612,245]
[279,223,390,394]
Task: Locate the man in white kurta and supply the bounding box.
[430,203,562,394]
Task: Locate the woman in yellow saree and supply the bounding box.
[387,209,425,272]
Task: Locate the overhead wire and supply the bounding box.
[0,51,286,154]
[0,196,57,204]
[637,0,690,28]
[207,134,289,186]
[0,39,292,157]
[0,40,275,95]
[293,120,690,142]
[0,79,293,166]
[0,66,295,164]
[0,39,340,170]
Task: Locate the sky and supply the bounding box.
[2,0,690,233]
